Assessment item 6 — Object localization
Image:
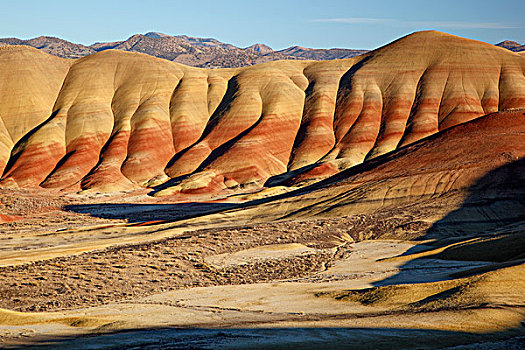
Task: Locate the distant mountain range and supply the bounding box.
[0,32,368,68]
[0,32,522,68]
[495,40,525,52]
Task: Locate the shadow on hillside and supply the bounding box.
[419,157,525,240]
[373,157,525,287]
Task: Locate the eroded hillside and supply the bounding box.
[0,30,524,197]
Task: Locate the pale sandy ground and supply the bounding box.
[1,186,524,349]
[1,239,523,349]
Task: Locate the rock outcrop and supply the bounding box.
[0,31,524,195]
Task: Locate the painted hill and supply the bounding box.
[240,110,525,232]
[0,31,523,196]
[0,32,367,68]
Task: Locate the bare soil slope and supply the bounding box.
[1,31,524,197]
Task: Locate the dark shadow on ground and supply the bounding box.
[64,202,238,223]
[62,144,437,225]
[19,326,525,350]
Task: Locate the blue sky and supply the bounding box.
[1,0,523,50]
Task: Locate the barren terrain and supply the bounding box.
[0,31,524,349]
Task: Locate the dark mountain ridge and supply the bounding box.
[495,40,525,52]
[2,32,520,68]
[0,32,367,67]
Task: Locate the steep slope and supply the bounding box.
[0,31,524,194]
[0,46,71,176]
[228,110,525,238]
